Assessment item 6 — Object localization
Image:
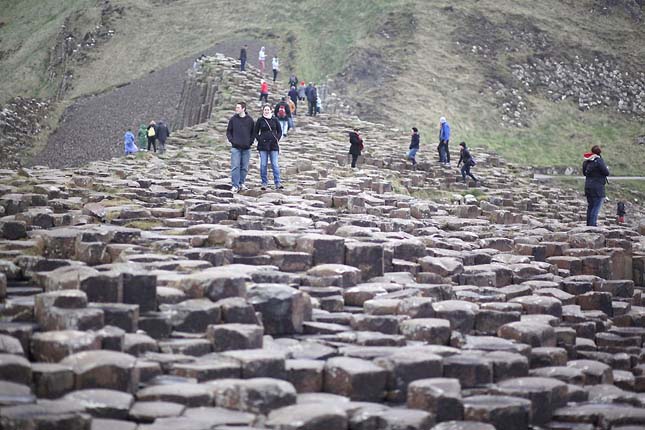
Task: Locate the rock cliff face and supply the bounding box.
[1,55,645,430]
[0,98,50,169]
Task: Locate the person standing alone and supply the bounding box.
[239,44,248,71]
[226,102,255,193]
[438,116,451,165]
[272,56,280,82]
[258,47,266,75]
[348,128,363,168]
[582,145,610,226]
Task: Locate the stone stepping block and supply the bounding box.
[170,355,242,382]
[136,382,213,407]
[0,399,90,430]
[216,297,259,324]
[349,407,434,430]
[553,403,645,428]
[92,418,138,430]
[0,333,25,355]
[529,366,586,385]
[307,264,362,287]
[323,356,388,402]
[30,330,101,362]
[474,307,521,334]
[482,351,529,382]
[419,256,464,278]
[431,421,496,430]
[0,380,35,406]
[266,403,347,429]
[0,353,31,385]
[374,351,443,402]
[400,318,451,344]
[63,389,134,420]
[166,268,248,301]
[398,297,436,319]
[38,306,104,332]
[510,295,562,318]
[561,275,601,295]
[566,359,613,385]
[183,406,256,427]
[576,291,613,316]
[530,347,568,368]
[208,377,297,415]
[160,298,221,333]
[32,362,75,399]
[60,350,138,392]
[34,290,88,322]
[463,395,531,430]
[296,233,345,266]
[247,284,312,335]
[286,359,325,393]
[128,400,186,423]
[156,286,186,306]
[442,354,493,388]
[89,303,139,333]
[158,339,212,356]
[206,323,263,352]
[344,241,385,280]
[497,321,556,347]
[533,288,576,305]
[432,300,479,334]
[266,250,313,272]
[497,377,568,425]
[350,314,401,334]
[123,333,159,356]
[407,377,464,422]
[220,348,287,379]
[364,298,401,315]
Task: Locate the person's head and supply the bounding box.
[244,44,247,48]
[459,141,466,148]
[262,104,272,117]
[235,102,247,115]
[281,97,286,102]
[353,127,359,133]
[591,145,602,155]
[260,46,265,51]
[127,128,132,132]
[300,81,305,86]
[412,127,418,133]
[440,117,446,124]
[149,120,156,125]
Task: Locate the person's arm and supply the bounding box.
[275,119,282,141]
[226,119,234,144]
[253,120,260,142]
[599,158,610,177]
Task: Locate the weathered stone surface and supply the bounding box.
[323,356,388,402]
[375,351,443,402]
[463,395,531,430]
[210,377,297,415]
[30,330,101,362]
[0,353,32,385]
[136,383,213,407]
[63,389,134,419]
[0,399,90,430]
[408,378,464,422]
[266,403,348,430]
[400,318,451,344]
[206,323,263,352]
[247,284,312,335]
[128,401,186,423]
[286,359,325,393]
[60,350,138,392]
[32,363,75,399]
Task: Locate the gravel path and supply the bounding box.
[30,39,275,168]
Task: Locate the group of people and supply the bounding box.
[124,120,170,155]
[240,45,281,82]
[227,101,284,192]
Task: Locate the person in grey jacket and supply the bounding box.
[582,145,610,226]
[155,121,170,154]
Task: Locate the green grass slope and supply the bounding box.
[1,0,643,175]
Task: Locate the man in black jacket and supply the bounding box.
[239,45,247,71]
[306,83,318,116]
[156,121,170,155]
[582,145,610,226]
[226,102,255,192]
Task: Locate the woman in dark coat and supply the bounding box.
[348,128,363,168]
[582,145,610,226]
[254,104,283,190]
[457,141,477,184]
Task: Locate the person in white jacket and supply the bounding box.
[258,47,266,75]
[272,56,280,82]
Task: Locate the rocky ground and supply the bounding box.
[1,56,645,430]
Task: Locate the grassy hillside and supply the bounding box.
[1,0,643,175]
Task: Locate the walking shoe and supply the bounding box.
[231,186,239,193]
[275,184,284,190]
[239,184,248,192]
[260,185,267,191]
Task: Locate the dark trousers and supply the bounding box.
[350,153,359,168]
[147,136,156,152]
[308,100,316,116]
[461,164,477,182]
[273,69,278,82]
[260,93,268,103]
[240,59,246,71]
[586,195,604,226]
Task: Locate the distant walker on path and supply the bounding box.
[407,127,420,165]
[348,128,363,168]
[457,141,478,184]
[582,145,610,226]
[239,44,248,71]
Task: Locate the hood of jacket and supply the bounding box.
[583,153,600,161]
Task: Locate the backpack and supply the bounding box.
[147,126,156,137]
[277,105,287,119]
[470,158,476,166]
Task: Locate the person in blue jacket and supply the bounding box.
[407,127,420,165]
[124,128,138,155]
[582,145,610,226]
[438,116,451,164]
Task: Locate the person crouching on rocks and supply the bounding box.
[457,142,478,184]
[254,104,283,191]
[583,145,609,226]
[348,128,363,168]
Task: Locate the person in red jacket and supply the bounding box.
[259,80,269,103]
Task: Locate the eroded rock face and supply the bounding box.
[0,54,644,430]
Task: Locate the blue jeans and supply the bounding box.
[231,147,251,187]
[259,150,280,186]
[461,163,477,182]
[407,147,418,164]
[439,143,448,163]
[278,120,288,137]
[288,116,295,130]
[586,195,604,226]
